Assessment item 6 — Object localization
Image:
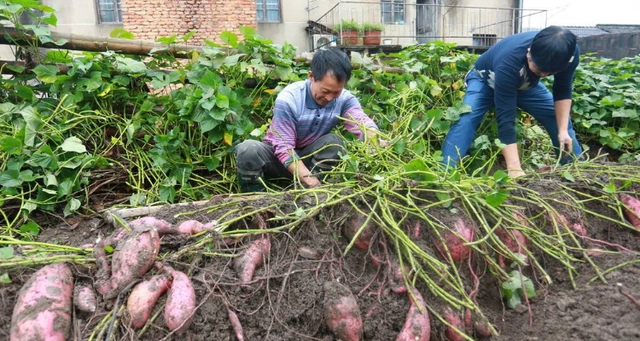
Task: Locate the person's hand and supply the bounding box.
[508,168,526,178]
[302,175,322,188]
[558,130,573,153]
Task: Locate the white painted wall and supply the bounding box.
[41,0,121,37]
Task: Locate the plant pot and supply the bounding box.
[340,29,359,45]
[363,29,381,45]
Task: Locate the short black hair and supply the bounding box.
[310,49,352,83]
[529,26,577,73]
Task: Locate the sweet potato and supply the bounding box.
[436,217,475,263]
[99,228,161,299]
[395,288,430,341]
[227,308,245,341]
[127,273,172,329]
[443,307,465,341]
[323,281,363,341]
[342,212,377,251]
[164,269,196,333]
[176,219,205,234]
[10,263,73,341]
[129,216,173,235]
[94,228,129,285]
[74,284,97,313]
[496,227,528,269]
[387,255,409,294]
[410,220,422,239]
[619,193,640,231]
[552,212,587,237]
[463,309,493,339]
[234,236,271,284]
[473,319,493,339]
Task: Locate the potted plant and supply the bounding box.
[362,22,384,45]
[336,20,360,45]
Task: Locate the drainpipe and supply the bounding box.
[515,0,523,34]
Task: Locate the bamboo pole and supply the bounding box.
[0,28,406,75]
[0,27,201,57]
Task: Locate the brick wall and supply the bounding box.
[122,0,256,46]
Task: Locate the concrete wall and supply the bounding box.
[279,0,523,53]
[258,0,309,52]
[41,0,117,37]
[440,0,519,46]
[579,32,640,60]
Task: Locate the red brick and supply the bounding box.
[122,0,256,45]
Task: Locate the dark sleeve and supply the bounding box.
[552,45,580,101]
[493,66,521,145]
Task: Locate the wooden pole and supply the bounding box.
[0,27,201,57]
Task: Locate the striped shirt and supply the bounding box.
[263,79,378,167]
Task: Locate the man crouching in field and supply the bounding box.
[235,49,385,192]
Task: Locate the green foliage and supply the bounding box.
[362,22,384,31]
[570,54,640,161]
[502,270,536,309]
[336,20,361,32]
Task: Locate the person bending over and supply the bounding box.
[441,26,582,177]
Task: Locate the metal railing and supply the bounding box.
[309,1,547,48]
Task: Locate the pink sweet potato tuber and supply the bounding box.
[464,309,493,339]
[443,307,465,341]
[128,217,173,235]
[175,220,205,234]
[473,319,493,339]
[10,263,74,341]
[127,273,172,329]
[342,212,377,251]
[98,228,161,300]
[233,236,271,284]
[619,193,640,232]
[164,269,197,333]
[436,217,475,263]
[227,308,245,341]
[74,284,97,313]
[552,212,587,237]
[93,228,129,285]
[387,255,409,294]
[323,281,363,341]
[496,226,528,269]
[395,288,431,341]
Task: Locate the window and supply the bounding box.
[381,0,405,24]
[256,0,281,23]
[96,0,122,23]
[473,34,497,47]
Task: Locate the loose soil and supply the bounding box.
[2,174,640,341]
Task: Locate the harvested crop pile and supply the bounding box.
[2,165,640,341]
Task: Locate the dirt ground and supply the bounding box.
[2,176,640,341]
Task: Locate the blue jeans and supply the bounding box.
[441,70,583,169]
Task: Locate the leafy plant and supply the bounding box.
[362,22,384,31]
[336,20,361,32]
[562,54,640,161]
[502,269,536,309]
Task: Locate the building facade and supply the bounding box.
[3,0,549,58]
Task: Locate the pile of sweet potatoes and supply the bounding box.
[8,216,209,339]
